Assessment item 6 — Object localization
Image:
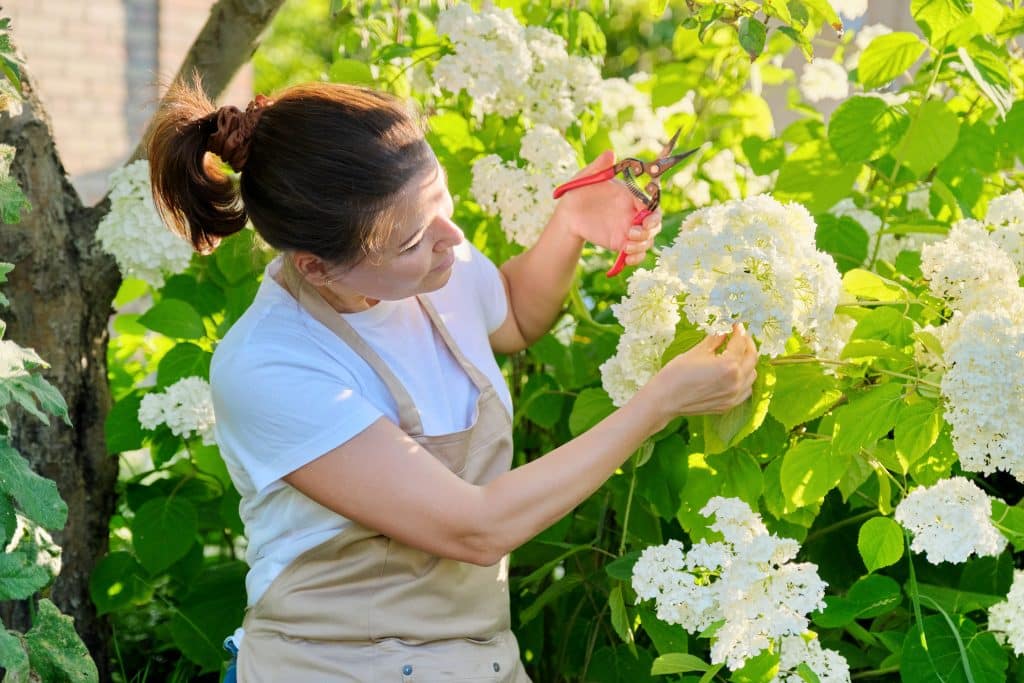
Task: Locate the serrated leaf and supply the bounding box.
[0,628,30,683]
[568,387,615,436]
[89,551,151,615]
[828,96,910,163]
[894,99,960,176]
[780,439,850,511]
[894,401,942,465]
[857,516,904,572]
[24,599,98,682]
[769,362,843,430]
[831,383,903,457]
[104,392,146,454]
[608,585,635,650]
[156,343,212,388]
[0,552,51,599]
[858,32,927,89]
[0,176,31,224]
[911,0,972,42]
[842,269,906,301]
[738,17,767,59]
[130,496,198,573]
[901,615,1007,683]
[0,439,68,529]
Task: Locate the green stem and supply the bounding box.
[851,666,902,680]
[569,282,619,333]
[618,455,639,556]
[805,510,877,543]
[920,595,976,683]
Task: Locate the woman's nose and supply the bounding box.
[434,217,464,250]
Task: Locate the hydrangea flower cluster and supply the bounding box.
[601,195,841,405]
[434,4,602,130]
[894,477,1008,564]
[671,149,774,210]
[940,303,1024,481]
[96,160,194,288]
[632,497,835,673]
[799,59,849,103]
[989,570,1024,656]
[774,634,851,683]
[600,74,696,158]
[921,219,1021,312]
[983,188,1024,273]
[138,376,217,446]
[830,0,868,19]
[471,125,577,247]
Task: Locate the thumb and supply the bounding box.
[572,149,615,179]
[700,332,729,353]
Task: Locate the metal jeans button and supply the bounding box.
[402,664,413,676]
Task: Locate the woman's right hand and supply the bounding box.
[645,323,759,424]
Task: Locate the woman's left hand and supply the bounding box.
[554,150,663,267]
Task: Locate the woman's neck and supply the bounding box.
[275,259,379,314]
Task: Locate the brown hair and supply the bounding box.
[146,76,433,265]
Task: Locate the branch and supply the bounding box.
[127,0,287,162]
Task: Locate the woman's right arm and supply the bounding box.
[283,326,757,566]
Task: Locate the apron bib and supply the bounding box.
[236,263,531,682]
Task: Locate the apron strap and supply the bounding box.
[417,296,494,395]
[281,259,424,436]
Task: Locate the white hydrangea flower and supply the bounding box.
[0,338,44,379]
[906,186,931,215]
[602,74,696,157]
[470,125,577,247]
[800,59,850,103]
[96,160,194,288]
[774,634,851,683]
[845,24,893,69]
[894,477,1008,564]
[940,303,1024,482]
[811,313,856,366]
[434,5,602,130]
[138,376,217,445]
[920,219,1021,312]
[831,0,868,19]
[660,195,842,358]
[989,570,1024,656]
[633,497,828,671]
[984,189,1024,273]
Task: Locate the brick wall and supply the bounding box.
[4,0,252,205]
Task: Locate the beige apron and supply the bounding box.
[236,264,531,682]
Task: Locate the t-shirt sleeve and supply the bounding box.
[211,351,383,494]
[463,241,508,334]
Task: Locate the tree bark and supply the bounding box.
[0,0,284,676]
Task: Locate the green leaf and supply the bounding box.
[957,43,1014,119]
[738,17,767,59]
[568,388,615,436]
[104,392,146,454]
[731,648,780,682]
[24,599,99,683]
[842,269,905,301]
[0,628,30,683]
[0,176,31,225]
[137,299,205,340]
[604,551,641,582]
[741,136,786,175]
[769,362,843,430]
[130,496,198,574]
[0,552,51,600]
[911,0,972,43]
[813,574,902,627]
[857,516,904,572]
[815,215,869,273]
[89,551,151,616]
[651,652,709,675]
[0,439,68,529]
[901,615,1008,683]
[156,343,212,388]
[639,607,689,656]
[894,99,960,176]
[774,140,860,213]
[850,307,913,347]
[828,96,910,163]
[703,361,774,454]
[915,582,1005,613]
[831,383,904,457]
[895,400,942,465]
[522,373,565,430]
[858,32,927,89]
[780,439,850,511]
[990,499,1024,549]
[608,585,635,650]
[170,562,247,671]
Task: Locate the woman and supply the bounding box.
[147,80,757,681]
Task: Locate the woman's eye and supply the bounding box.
[402,241,423,254]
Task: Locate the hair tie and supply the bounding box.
[207,94,273,171]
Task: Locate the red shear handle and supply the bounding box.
[552,166,617,199]
[605,208,654,278]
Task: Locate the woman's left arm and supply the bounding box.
[491,150,662,353]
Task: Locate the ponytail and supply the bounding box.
[147,74,249,253]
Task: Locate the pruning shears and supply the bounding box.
[552,129,699,277]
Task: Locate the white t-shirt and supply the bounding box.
[210,240,511,607]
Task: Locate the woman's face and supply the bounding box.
[322,157,464,307]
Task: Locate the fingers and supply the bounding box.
[701,332,729,352]
[622,211,662,265]
[573,149,615,179]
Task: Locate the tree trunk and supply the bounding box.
[0,0,284,675]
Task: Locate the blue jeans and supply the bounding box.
[223,636,239,683]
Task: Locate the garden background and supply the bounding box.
[0,0,1022,681]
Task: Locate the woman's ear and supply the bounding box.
[290,251,331,286]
